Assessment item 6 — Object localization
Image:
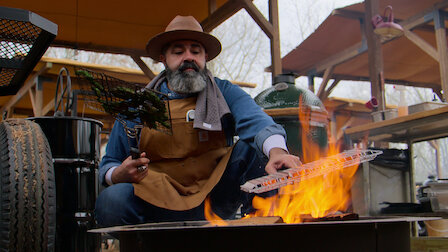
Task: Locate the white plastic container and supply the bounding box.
[395,85,408,116]
[371,109,398,122]
[426,182,448,212]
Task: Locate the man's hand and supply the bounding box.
[265,148,302,174]
[111,152,150,183]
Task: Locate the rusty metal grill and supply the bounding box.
[0,7,57,95]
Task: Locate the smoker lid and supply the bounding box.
[254,82,325,111]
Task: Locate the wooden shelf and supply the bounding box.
[344,106,448,143]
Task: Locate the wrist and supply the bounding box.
[269,147,288,157]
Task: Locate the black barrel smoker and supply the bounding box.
[29,68,103,251]
[30,116,103,251]
[254,74,329,159]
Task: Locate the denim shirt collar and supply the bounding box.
[159,81,195,100]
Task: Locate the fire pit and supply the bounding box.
[91,216,434,252]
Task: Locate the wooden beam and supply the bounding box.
[322,79,340,101]
[231,80,257,88]
[317,66,335,99]
[35,79,43,117]
[241,0,274,39]
[208,0,217,15]
[240,0,281,81]
[332,9,365,20]
[28,78,44,117]
[29,87,37,116]
[268,0,281,80]
[130,54,156,80]
[202,0,244,32]
[0,63,52,120]
[434,9,448,101]
[42,100,54,116]
[365,0,385,111]
[403,29,439,62]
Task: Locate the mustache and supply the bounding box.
[178,61,200,72]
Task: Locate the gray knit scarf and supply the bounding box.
[145,70,230,131]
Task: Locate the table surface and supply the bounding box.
[344,106,448,143]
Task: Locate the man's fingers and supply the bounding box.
[265,165,277,174]
[135,169,148,183]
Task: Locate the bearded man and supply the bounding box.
[95,15,301,227]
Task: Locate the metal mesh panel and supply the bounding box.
[0,7,57,96]
[0,68,17,87]
[0,20,41,60]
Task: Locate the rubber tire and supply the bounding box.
[0,118,56,252]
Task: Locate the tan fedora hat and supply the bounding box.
[146,15,222,61]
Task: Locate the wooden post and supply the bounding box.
[208,0,217,15]
[269,0,282,83]
[364,0,385,110]
[308,75,315,93]
[317,66,334,99]
[429,140,443,179]
[434,9,448,101]
[35,77,43,116]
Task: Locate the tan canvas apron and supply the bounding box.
[133,97,233,210]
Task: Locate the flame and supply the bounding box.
[245,101,359,223]
[205,99,361,224]
[204,197,228,226]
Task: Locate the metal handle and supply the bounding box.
[54,67,73,116]
[130,147,140,160]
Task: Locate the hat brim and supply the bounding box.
[146,30,222,62]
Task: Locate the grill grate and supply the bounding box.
[0,7,57,96]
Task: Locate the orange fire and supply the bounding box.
[205,101,360,224]
[204,197,228,226]
[245,104,359,223]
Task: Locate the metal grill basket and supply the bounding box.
[75,68,172,135]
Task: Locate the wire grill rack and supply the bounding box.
[241,149,383,193]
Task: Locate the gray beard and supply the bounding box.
[166,66,208,94]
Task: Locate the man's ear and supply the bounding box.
[159,54,166,64]
[205,53,209,61]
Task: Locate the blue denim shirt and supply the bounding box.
[99,77,286,186]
